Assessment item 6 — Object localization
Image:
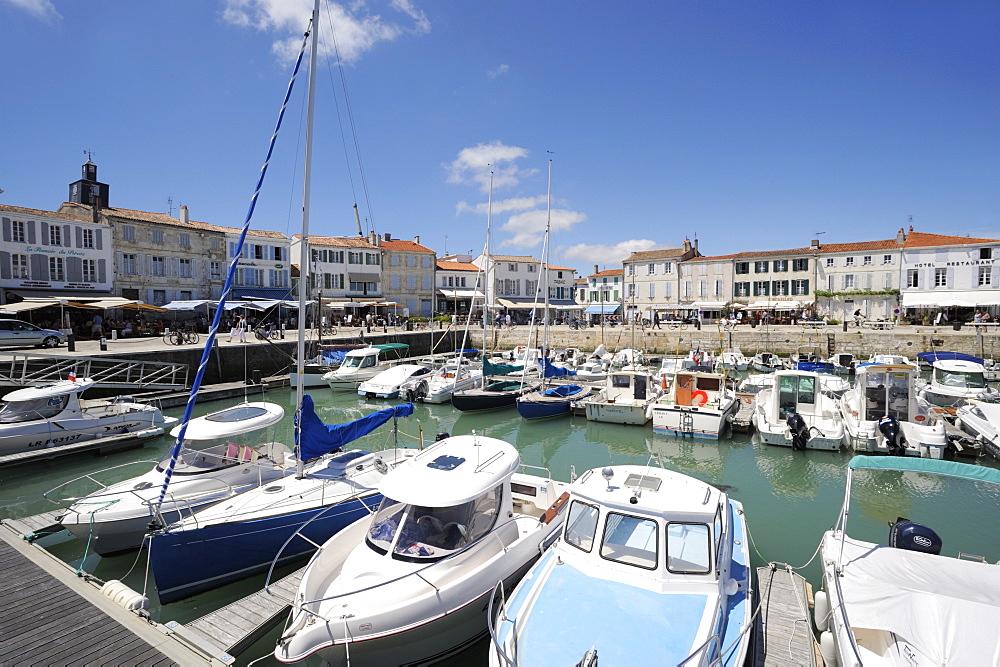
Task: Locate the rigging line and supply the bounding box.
[319,8,359,215]
[153,21,313,512]
[323,2,376,233]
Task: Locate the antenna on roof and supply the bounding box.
[167,196,175,217]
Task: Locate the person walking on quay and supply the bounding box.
[229,315,247,343]
[91,313,103,338]
[652,312,661,329]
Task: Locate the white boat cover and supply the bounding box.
[2,378,95,401]
[169,402,284,441]
[835,535,1000,665]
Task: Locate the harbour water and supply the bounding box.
[3,382,1000,665]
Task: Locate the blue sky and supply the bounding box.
[2,1,998,275]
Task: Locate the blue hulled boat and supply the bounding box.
[516,383,592,419]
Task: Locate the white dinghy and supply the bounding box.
[274,433,569,665]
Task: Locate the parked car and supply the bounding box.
[0,319,66,348]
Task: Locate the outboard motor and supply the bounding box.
[889,516,942,555]
[877,415,907,456]
[786,412,809,451]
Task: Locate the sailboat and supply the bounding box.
[453,171,539,412]
[145,9,417,603]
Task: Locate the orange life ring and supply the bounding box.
[691,390,709,407]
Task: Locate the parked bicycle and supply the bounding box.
[666,320,688,330]
[254,326,279,341]
[163,328,199,345]
[568,318,587,330]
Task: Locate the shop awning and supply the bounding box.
[347,273,380,283]
[747,300,779,310]
[0,298,64,314]
[161,300,212,311]
[438,289,485,300]
[692,301,726,309]
[232,288,293,300]
[583,303,621,315]
[902,290,999,308]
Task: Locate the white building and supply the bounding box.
[436,256,483,316]
[899,230,1000,319]
[473,254,577,318]
[218,225,292,300]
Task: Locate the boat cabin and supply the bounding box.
[773,370,823,419]
[667,371,725,408]
[607,371,650,402]
[855,364,918,422]
[564,465,729,579]
[366,434,520,563]
[931,360,987,392]
[339,344,409,371]
[159,402,287,475]
[0,379,94,423]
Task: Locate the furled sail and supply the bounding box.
[296,394,413,461]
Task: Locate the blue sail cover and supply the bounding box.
[296,394,414,461]
[319,348,350,365]
[541,358,577,378]
[917,351,985,365]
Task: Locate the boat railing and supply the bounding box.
[43,460,162,509]
[676,632,721,666]
[516,463,552,481]
[142,475,249,526]
[487,579,518,667]
[830,554,866,666]
[274,515,536,622]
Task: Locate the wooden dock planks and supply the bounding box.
[753,565,822,667]
[183,568,304,657]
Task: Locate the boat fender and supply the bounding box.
[724,578,740,595]
[786,413,810,451]
[690,390,708,407]
[100,580,149,611]
[814,590,830,631]
[819,631,838,666]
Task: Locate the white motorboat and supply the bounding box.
[322,343,410,391]
[290,345,364,388]
[273,433,569,665]
[955,401,1000,460]
[716,347,749,371]
[751,351,783,373]
[574,345,611,382]
[656,354,698,387]
[609,346,646,369]
[828,352,857,374]
[752,369,844,450]
[917,356,998,408]
[147,398,416,603]
[582,367,661,425]
[839,363,946,458]
[869,352,917,369]
[814,456,1000,667]
[651,370,740,439]
[402,357,484,404]
[357,363,433,399]
[489,464,752,667]
[50,402,290,556]
[0,378,176,456]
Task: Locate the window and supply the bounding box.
[981,248,993,260]
[648,282,656,298]
[152,290,166,306]
[178,258,192,278]
[735,282,750,298]
[627,283,636,298]
[11,220,25,243]
[391,254,400,266]
[82,259,97,282]
[663,282,672,298]
[123,254,137,275]
[254,245,265,260]
[647,263,656,276]
[754,261,768,273]
[772,280,789,296]
[907,269,919,288]
[735,262,749,275]
[792,279,809,295]
[121,225,136,242]
[683,281,691,297]
[792,258,809,272]
[773,259,788,272]
[528,264,536,273]
[626,264,634,277]
[935,268,947,287]
[422,256,431,268]
[49,256,65,281]
[211,237,223,250]
[828,275,834,290]
[713,263,723,274]
[883,254,893,264]
[714,280,723,296]
[845,257,855,266]
[179,233,191,248]
[778,373,816,420]
[753,280,769,296]
[979,266,992,287]
[601,513,658,570]
[883,272,893,289]
[11,254,28,279]
[843,274,855,289]
[151,229,165,244]
[211,261,221,280]
[407,275,416,290]
[273,246,283,261]
[666,523,711,574]
[863,256,872,265]
[698,280,707,297]
[152,256,165,277]
[565,501,600,552]
[81,228,94,248]
[664,262,673,274]
[49,225,61,246]
[508,263,517,271]
[348,251,362,264]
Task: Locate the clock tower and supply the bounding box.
[68,159,110,207]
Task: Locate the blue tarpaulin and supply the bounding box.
[296,394,414,461]
[541,358,577,377]
[484,358,525,376]
[917,351,985,365]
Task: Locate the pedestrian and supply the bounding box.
[91,313,103,338]
[229,315,247,343]
[974,310,983,333]
[505,313,512,328]
[652,312,661,329]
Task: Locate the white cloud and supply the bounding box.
[455,195,547,216]
[558,239,662,266]
[223,0,429,64]
[445,141,535,194]
[488,64,509,78]
[499,208,587,248]
[2,0,60,21]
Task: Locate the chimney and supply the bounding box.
[682,238,691,253]
[693,238,699,254]
[896,228,906,245]
[384,232,392,241]
[414,235,420,245]
[811,239,820,249]
[180,205,189,225]
[909,225,914,233]
[368,231,378,246]
[594,264,599,275]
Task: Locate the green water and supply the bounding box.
[3,386,999,666]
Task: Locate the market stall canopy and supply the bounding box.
[903,290,998,308]
[583,303,621,315]
[118,302,169,312]
[692,301,726,309]
[161,300,212,311]
[438,289,485,300]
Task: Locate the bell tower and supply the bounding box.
[68,155,109,207]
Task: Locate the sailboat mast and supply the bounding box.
[542,159,552,358]
[295,0,320,479]
[485,170,494,338]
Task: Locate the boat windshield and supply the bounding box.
[342,354,376,369]
[934,367,986,389]
[600,512,659,570]
[366,485,503,562]
[778,375,816,419]
[0,395,69,423]
[863,371,911,421]
[666,522,712,574]
[156,439,248,475]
